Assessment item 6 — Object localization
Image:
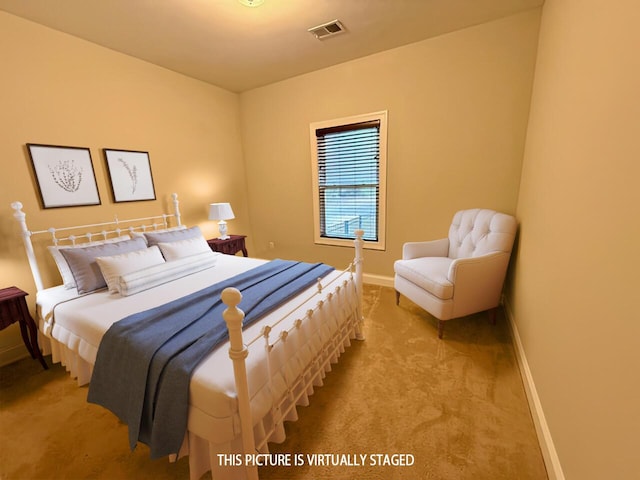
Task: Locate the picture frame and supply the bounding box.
[27,143,101,209]
[103,149,156,203]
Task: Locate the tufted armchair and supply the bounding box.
[394,209,517,338]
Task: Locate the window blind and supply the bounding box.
[316,120,380,241]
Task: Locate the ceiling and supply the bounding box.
[0,0,544,93]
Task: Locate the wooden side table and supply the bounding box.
[207,235,248,257]
[0,287,48,369]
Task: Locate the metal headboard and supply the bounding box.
[11,193,182,292]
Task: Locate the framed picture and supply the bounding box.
[27,143,101,209]
[104,149,156,202]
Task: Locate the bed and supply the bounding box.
[11,194,365,480]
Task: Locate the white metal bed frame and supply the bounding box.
[11,193,365,480]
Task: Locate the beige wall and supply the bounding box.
[510,0,640,479]
[239,10,541,276]
[0,12,251,363]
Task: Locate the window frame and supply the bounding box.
[309,110,388,250]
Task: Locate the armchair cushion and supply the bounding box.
[394,257,454,300]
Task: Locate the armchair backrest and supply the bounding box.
[448,209,517,259]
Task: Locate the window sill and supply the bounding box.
[315,236,385,251]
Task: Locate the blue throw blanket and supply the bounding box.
[87,259,334,458]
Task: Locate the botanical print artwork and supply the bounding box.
[48,159,83,193]
[104,149,156,202]
[117,157,138,194]
[27,144,101,208]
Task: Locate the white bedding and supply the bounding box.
[36,253,360,480]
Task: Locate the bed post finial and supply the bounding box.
[171,193,182,227]
[221,287,259,480]
[11,201,44,292]
[353,229,365,340]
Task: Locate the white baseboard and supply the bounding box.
[0,344,29,368]
[503,297,565,480]
[363,273,394,288]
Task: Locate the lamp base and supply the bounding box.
[218,220,229,240]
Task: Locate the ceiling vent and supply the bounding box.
[308,20,346,40]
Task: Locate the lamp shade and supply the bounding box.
[208,203,235,221]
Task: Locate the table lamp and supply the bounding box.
[208,203,235,239]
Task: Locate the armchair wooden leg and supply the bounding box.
[438,320,444,339]
[395,290,400,306]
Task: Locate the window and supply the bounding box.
[310,111,387,250]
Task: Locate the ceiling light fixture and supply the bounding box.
[238,0,264,7]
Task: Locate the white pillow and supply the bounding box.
[61,238,149,294]
[96,246,166,293]
[117,251,218,296]
[157,235,211,261]
[48,235,131,289]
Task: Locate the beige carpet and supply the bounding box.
[0,285,547,480]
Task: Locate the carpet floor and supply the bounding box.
[0,285,547,480]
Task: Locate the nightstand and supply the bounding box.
[0,287,48,369]
[207,235,248,257]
